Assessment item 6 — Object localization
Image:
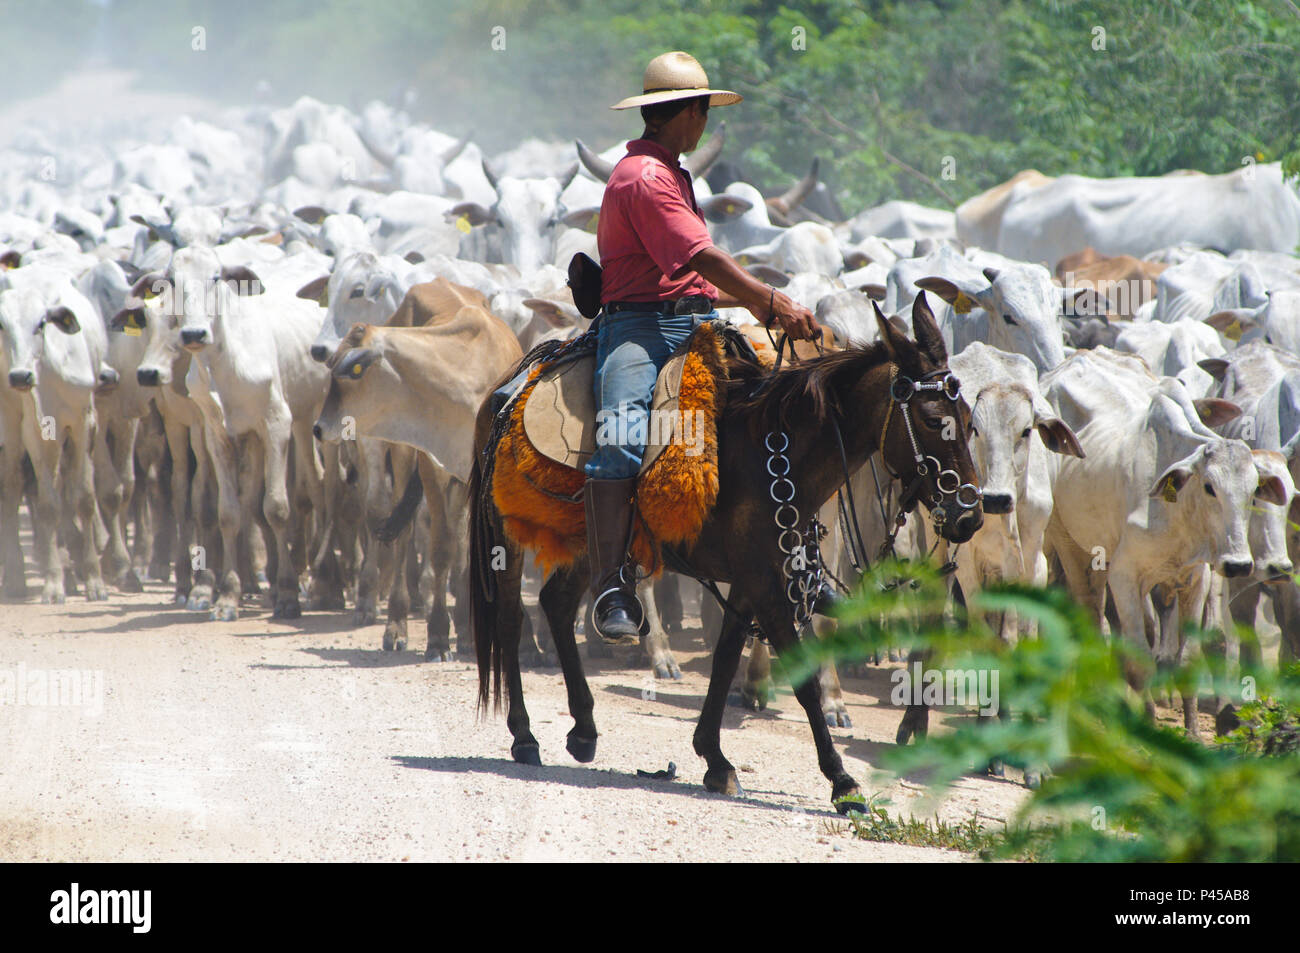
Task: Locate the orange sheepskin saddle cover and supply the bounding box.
[492,321,729,575]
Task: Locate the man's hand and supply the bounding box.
[749,289,818,341]
[687,246,822,341]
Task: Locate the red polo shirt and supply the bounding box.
[597,138,719,304]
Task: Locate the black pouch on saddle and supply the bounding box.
[567,252,603,321]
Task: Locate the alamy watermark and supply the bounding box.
[0,663,104,716]
[595,402,706,457]
[890,661,999,716]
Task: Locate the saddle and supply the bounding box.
[491,321,749,574]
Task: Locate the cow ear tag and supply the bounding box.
[455,215,472,234]
[953,292,975,314]
[1161,479,1178,503]
[1223,319,1243,341]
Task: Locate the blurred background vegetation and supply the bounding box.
[3,0,1298,212]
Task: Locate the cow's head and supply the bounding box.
[968,383,1083,515]
[0,284,87,393]
[111,274,181,388]
[447,162,580,275]
[1148,436,1284,578]
[299,250,407,363]
[314,322,391,443]
[1245,449,1297,583]
[142,246,263,353]
[915,264,1090,374]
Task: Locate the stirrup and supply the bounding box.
[593,585,644,645]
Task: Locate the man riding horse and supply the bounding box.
[586,50,822,643]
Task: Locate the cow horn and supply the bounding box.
[683,121,726,176]
[769,157,819,215]
[575,140,615,182]
[481,157,500,192]
[442,131,472,165]
[356,125,396,168]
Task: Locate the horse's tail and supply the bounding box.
[468,430,503,716]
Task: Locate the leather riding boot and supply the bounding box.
[584,476,643,645]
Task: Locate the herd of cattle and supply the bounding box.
[3,94,1300,737]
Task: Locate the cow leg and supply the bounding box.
[700,580,725,651]
[201,420,243,621]
[654,573,684,632]
[1108,561,1156,715]
[739,637,774,711]
[97,418,142,592]
[417,458,456,661]
[352,440,387,625]
[67,415,108,602]
[24,426,64,604]
[163,419,195,604]
[812,616,851,727]
[0,441,28,599]
[540,565,598,762]
[637,576,681,680]
[294,423,342,611]
[381,521,411,653]
[261,409,299,619]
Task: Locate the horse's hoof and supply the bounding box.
[896,722,912,745]
[987,759,1005,779]
[566,734,597,763]
[831,777,866,814]
[511,743,542,766]
[703,768,743,796]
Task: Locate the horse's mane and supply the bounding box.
[726,342,891,436]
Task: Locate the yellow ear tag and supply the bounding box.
[725,203,735,214]
[1161,480,1178,503]
[587,213,599,231]
[1223,319,1243,341]
[455,215,472,234]
[953,292,975,314]
[737,254,750,265]
[124,325,141,337]
[351,362,363,377]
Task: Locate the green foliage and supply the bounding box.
[3,0,1297,207]
[776,560,1300,862]
[833,793,1009,855]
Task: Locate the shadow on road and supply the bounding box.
[391,753,849,821]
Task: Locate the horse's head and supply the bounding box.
[874,293,984,543]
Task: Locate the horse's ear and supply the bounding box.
[873,300,904,362]
[911,291,948,365]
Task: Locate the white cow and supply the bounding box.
[1042,351,1287,735]
[0,265,109,603]
[957,164,1300,267]
[136,246,329,620]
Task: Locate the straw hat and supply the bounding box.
[610,51,742,110]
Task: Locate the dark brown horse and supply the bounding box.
[467,292,983,811]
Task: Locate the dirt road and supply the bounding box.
[0,564,1038,863]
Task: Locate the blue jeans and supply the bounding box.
[584,310,713,479]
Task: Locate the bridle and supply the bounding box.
[877,365,982,537]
